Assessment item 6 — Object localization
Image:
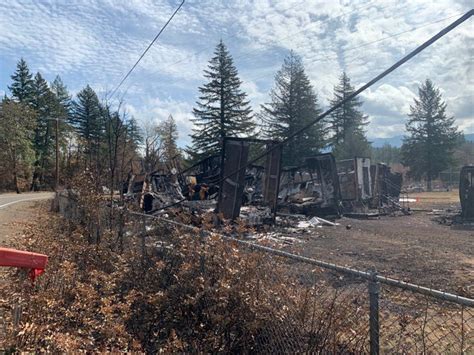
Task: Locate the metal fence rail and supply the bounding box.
[55,194,473,353]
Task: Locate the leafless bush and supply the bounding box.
[2,198,471,353]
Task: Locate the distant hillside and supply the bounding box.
[370,133,474,148]
[370,135,404,148]
[465,133,474,142]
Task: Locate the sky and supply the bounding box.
[0,0,473,148]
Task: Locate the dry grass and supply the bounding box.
[409,189,461,208]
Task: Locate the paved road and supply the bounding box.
[0,192,53,245]
[0,192,54,210]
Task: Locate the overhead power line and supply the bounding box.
[165,0,378,70]
[155,9,473,212]
[223,10,473,188]
[109,0,185,100]
[242,11,466,85]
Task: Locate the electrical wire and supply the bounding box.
[154,9,473,213]
[242,11,466,85]
[108,0,185,100]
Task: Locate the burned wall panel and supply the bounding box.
[460,166,474,220]
[217,138,250,220]
[263,142,283,217]
[279,153,341,216]
[337,157,372,202]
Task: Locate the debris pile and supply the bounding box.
[123,137,411,234]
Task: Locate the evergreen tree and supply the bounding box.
[72,85,104,169]
[126,117,143,149]
[260,52,325,166]
[30,72,58,188]
[189,41,254,160]
[159,114,179,163]
[51,75,72,116]
[50,75,73,159]
[371,143,401,164]
[401,79,461,191]
[328,72,370,159]
[8,58,34,104]
[50,76,76,183]
[0,98,36,192]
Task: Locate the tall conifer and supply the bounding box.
[189,41,254,161]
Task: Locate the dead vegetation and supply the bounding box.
[0,203,371,352]
[1,190,472,352]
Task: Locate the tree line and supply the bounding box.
[0,59,180,193]
[187,41,464,189]
[0,40,466,192]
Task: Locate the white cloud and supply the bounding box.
[126,97,195,147]
[0,0,473,151]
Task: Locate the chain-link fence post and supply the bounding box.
[141,215,147,263]
[199,230,206,275]
[369,271,380,355]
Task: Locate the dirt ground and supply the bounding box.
[0,200,49,344]
[288,191,473,297]
[0,201,48,246]
[409,189,462,208]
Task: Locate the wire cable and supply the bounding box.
[155,9,473,213]
[108,0,185,100]
[242,11,466,85]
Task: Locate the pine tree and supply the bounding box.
[30,72,59,188]
[44,76,75,186]
[8,58,34,104]
[189,41,254,161]
[72,85,104,169]
[159,114,179,163]
[51,75,72,116]
[401,79,461,191]
[126,117,142,149]
[328,72,370,159]
[50,75,73,158]
[0,98,36,192]
[260,52,325,166]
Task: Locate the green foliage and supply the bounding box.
[0,99,37,191]
[72,85,104,168]
[126,116,143,149]
[2,59,142,191]
[188,41,254,162]
[328,72,370,159]
[159,114,180,163]
[371,143,401,164]
[8,58,34,104]
[260,52,325,167]
[30,72,60,181]
[401,79,461,189]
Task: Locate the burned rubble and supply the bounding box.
[123,136,411,239]
[431,165,474,229]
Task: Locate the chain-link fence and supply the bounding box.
[52,193,473,353]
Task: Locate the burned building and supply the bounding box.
[216,137,282,222]
[370,163,404,211]
[278,153,341,217]
[337,157,373,212]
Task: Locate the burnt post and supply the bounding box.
[263,141,282,221]
[217,138,250,220]
[368,271,380,355]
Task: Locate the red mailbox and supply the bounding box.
[0,247,48,281]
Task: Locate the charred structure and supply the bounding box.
[459,166,474,220]
[217,137,282,222]
[124,146,407,223]
[278,153,341,217]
